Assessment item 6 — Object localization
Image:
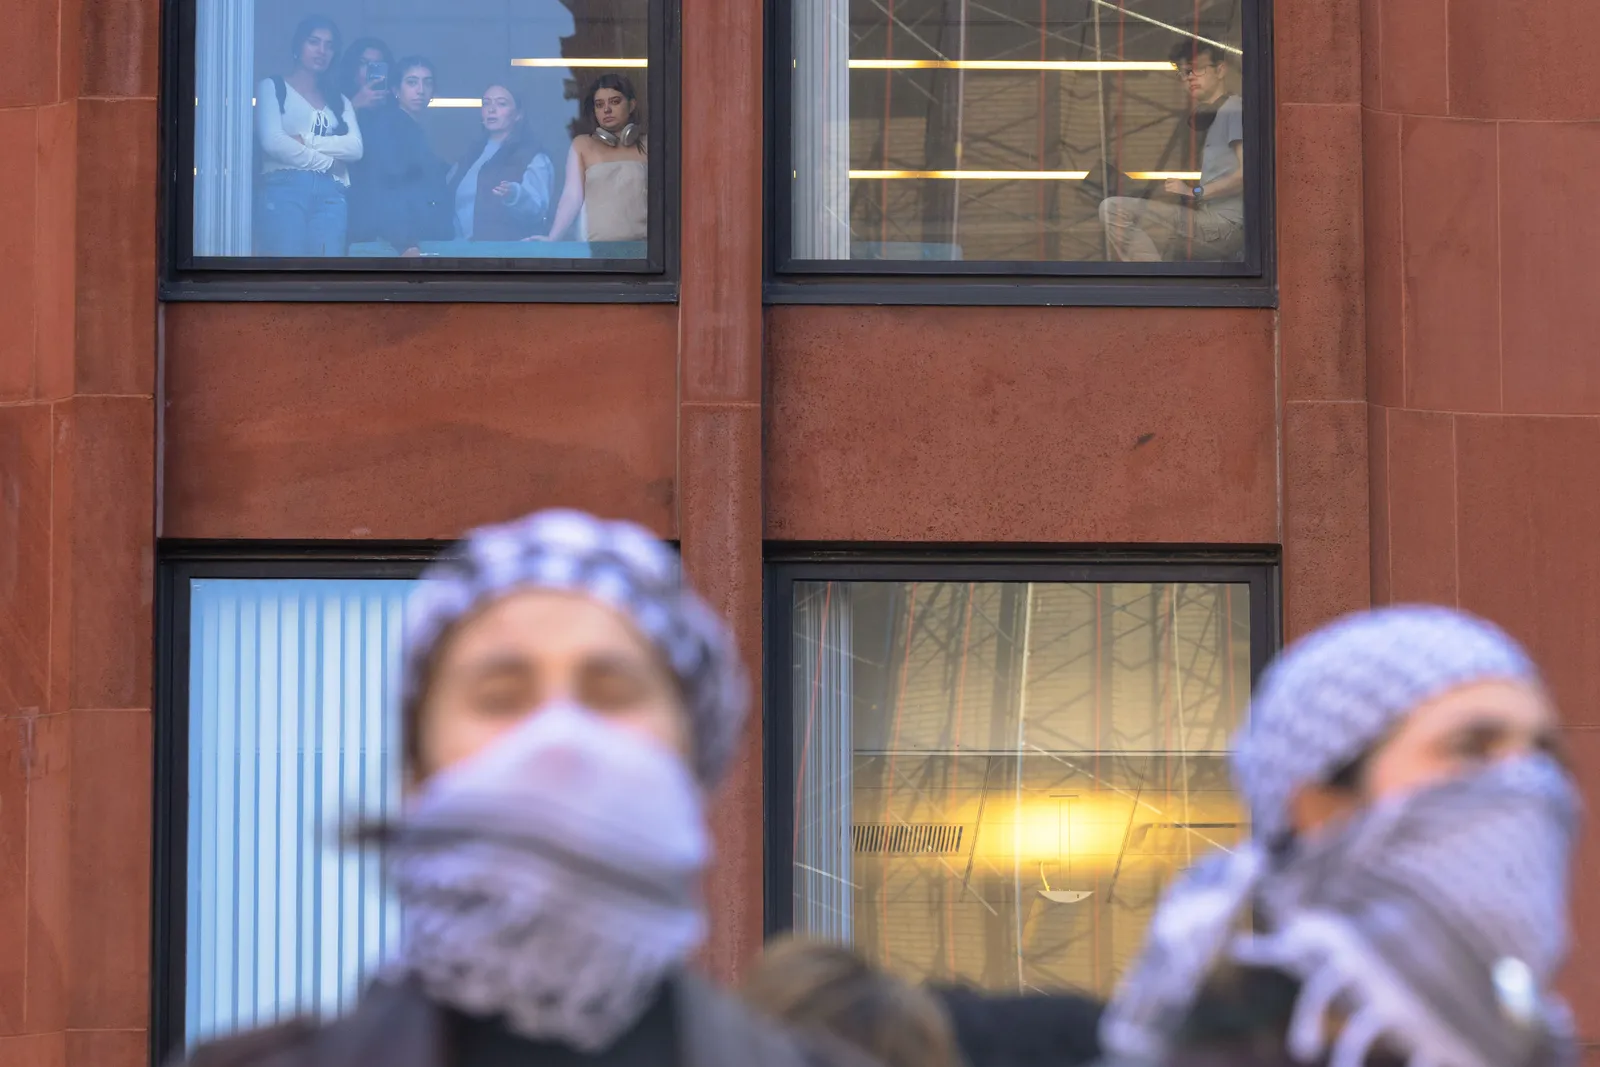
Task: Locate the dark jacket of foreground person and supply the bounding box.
[181,974,864,1067]
[1091,961,1547,1067]
[931,986,1104,1067]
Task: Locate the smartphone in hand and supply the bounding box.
[367,61,388,89]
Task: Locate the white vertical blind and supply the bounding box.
[185,578,411,1046]
[792,581,854,940]
[791,0,852,258]
[193,0,255,255]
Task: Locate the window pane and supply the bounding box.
[787,0,1251,266]
[190,0,654,263]
[789,580,1252,995]
[184,578,411,1046]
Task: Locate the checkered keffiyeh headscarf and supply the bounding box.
[1100,605,1579,1067]
[1236,604,1541,845]
[400,509,748,786]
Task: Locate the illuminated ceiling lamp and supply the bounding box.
[1037,795,1094,904]
[1038,866,1094,905]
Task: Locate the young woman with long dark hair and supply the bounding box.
[254,15,363,256]
[533,73,648,245]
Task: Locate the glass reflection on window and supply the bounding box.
[185,578,412,1046]
[788,0,1249,265]
[789,580,1252,995]
[191,0,653,262]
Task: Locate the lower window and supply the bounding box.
[156,563,425,1055]
[767,560,1274,996]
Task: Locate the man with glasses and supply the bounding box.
[1098,41,1245,263]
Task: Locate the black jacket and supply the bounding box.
[177,973,867,1067]
[931,986,1104,1067]
[445,131,548,241]
[347,104,452,252]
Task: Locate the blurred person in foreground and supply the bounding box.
[183,509,858,1067]
[744,937,1105,1067]
[743,937,958,1067]
[1094,605,1580,1067]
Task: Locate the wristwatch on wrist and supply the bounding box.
[1192,183,1205,201]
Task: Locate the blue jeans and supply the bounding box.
[256,170,348,257]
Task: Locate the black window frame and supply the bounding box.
[158,0,681,303]
[151,543,439,1065]
[761,545,1280,940]
[762,0,1277,307]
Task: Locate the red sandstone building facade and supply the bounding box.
[3,0,1600,1063]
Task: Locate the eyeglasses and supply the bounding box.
[1175,63,1219,78]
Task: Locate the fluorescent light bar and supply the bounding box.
[246,96,490,107]
[850,169,1089,180]
[512,58,648,67]
[851,58,1174,71]
[246,95,615,109]
[1126,171,1202,180]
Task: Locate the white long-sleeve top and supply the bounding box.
[256,78,364,185]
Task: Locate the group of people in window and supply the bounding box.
[254,15,649,257]
[251,16,1239,264]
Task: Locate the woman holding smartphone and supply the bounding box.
[254,15,363,256]
[346,53,452,255]
[339,37,394,114]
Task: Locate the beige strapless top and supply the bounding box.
[583,160,648,242]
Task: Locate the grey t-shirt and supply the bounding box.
[1201,95,1245,222]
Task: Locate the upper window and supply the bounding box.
[775,0,1266,278]
[170,0,668,274]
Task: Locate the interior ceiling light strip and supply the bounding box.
[512,57,649,67]
[1126,171,1202,180]
[851,58,1174,71]
[850,169,1090,180]
[247,97,487,108]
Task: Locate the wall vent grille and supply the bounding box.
[852,823,964,855]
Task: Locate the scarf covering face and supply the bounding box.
[1099,753,1581,1067]
[383,703,709,1052]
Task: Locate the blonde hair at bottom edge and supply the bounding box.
[742,935,963,1067]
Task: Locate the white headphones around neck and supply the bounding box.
[591,123,641,148]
